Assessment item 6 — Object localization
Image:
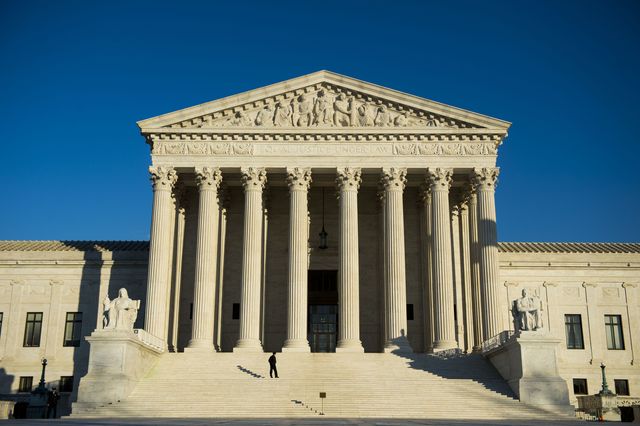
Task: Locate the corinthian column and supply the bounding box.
[336,167,364,352]
[282,167,312,352]
[187,167,222,351]
[381,168,412,353]
[427,168,457,351]
[472,167,502,339]
[145,166,178,342]
[467,187,484,350]
[234,167,267,352]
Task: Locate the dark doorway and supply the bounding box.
[308,270,338,353]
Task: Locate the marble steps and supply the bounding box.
[70,353,571,419]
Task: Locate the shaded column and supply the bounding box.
[472,167,503,339]
[467,187,484,350]
[381,167,412,353]
[459,196,475,352]
[283,167,312,352]
[336,167,364,352]
[426,168,457,351]
[418,185,434,353]
[145,166,178,342]
[234,167,267,352]
[187,167,222,351]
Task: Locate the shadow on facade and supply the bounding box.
[60,241,148,416]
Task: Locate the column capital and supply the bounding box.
[471,167,500,190]
[286,167,312,191]
[381,167,407,191]
[241,167,267,191]
[336,167,362,191]
[195,167,222,191]
[149,166,178,191]
[417,183,432,204]
[426,167,452,191]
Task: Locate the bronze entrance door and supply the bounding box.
[308,270,338,353]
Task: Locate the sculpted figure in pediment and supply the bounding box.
[355,102,376,127]
[394,111,409,127]
[312,89,333,126]
[333,93,352,126]
[295,94,314,127]
[374,105,391,127]
[274,99,293,127]
[254,104,274,126]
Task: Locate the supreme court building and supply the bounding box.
[0,71,638,419]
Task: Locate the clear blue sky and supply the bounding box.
[1,0,639,242]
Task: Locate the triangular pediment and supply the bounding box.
[137,71,510,133]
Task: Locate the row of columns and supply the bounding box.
[144,165,502,352]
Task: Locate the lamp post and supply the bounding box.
[318,188,328,249]
[36,358,48,393]
[598,363,615,396]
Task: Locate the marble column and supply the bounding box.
[472,167,503,339]
[336,167,364,352]
[467,187,484,350]
[187,167,222,351]
[427,168,457,351]
[418,185,434,353]
[234,167,267,352]
[145,166,178,342]
[450,202,464,347]
[459,198,474,352]
[283,167,312,352]
[381,167,412,353]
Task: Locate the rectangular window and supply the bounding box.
[23,312,43,347]
[189,303,193,320]
[63,312,83,347]
[605,315,625,350]
[573,378,588,395]
[615,379,629,396]
[232,303,240,320]
[564,314,584,349]
[18,376,33,393]
[59,376,74,393]
[406,304,414,321]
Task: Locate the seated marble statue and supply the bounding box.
[514,289,544,331]
[103,288,140,331]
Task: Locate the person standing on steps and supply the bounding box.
[268,352,278,378]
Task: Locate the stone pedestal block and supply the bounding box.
[73,330,162,413]
[485,331,573,415]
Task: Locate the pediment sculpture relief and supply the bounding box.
[170,84,478,130]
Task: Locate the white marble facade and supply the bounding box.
[0,72,638,412]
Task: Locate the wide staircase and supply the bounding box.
[71,351,574,420]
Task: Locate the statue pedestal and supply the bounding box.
[484,331,573,415]
[72,329,163,414]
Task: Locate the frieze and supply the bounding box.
[153,141,498,157]
[167,83,480,130]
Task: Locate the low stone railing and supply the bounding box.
[133,329,165,352]
[480,330,515,353]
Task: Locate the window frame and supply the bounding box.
[614,379,630,396]
[23,312,43,347]
[604,314,625,350]
[573,378,588,395]
[564,314,585,350]
[63,312,83,347]
[18,376,33,393]
[59,376,74,393]
[0,312,3,338]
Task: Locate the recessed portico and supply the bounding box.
[137,70,510,354]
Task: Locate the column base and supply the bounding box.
[282,339,310,352]
[185,339,216,352]
[432,340,458,352]
[336,339,364,352]
[233,339,263,353]
[383,336,413,354]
